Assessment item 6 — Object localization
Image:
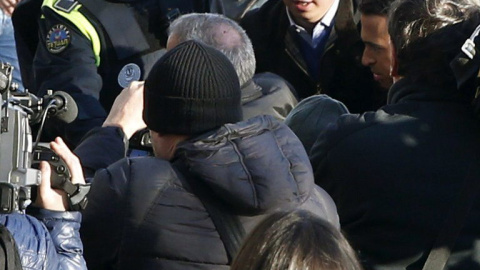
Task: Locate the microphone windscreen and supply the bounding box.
[53,91,78,123]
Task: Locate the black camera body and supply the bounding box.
[32,144,72,190]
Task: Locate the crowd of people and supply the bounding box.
[0,0,479,269]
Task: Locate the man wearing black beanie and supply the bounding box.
[69,40,339,269]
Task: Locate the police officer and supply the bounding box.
[17,0,224,147]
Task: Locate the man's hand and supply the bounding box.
[103,81,147,139]
[34,137,86,211]
[0,0,20,16]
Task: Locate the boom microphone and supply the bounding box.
[45,91,78,123]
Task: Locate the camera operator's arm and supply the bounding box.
[75,81,147,178]
[27,137,87,270]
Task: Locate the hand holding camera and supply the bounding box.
[33,137,88,211]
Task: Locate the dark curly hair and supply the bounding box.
[389,0,480,90]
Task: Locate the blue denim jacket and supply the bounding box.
[0,10,23,91]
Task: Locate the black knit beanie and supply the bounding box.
[143,40,242,135]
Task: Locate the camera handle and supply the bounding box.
[32,145,90,211]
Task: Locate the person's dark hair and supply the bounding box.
[388,0,480,88]
[168,13,255,87]
[358,0,395,16]
[231,210,362,270]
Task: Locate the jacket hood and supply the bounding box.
[174,115,314,214]
[285,94,349,153]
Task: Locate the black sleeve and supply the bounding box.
[34,7,106,147]
[74,126,129,179]
[81,159,131,270]
[309,113,373,184]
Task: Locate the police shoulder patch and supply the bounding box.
[53,0,78,13]
[46,24,71,54]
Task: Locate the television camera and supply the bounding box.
[0,62,89,214]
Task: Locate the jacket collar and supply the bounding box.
[280,0,360,73]
[285,0,339,47]
[241,80,263,105]
[387,77,468,105]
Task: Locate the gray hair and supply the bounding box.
[168,13,256,87]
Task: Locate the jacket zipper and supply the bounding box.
[285,40,336,94]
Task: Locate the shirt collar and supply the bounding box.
[286,0,339,47]
[322,0,339,27]
[286,0,340,30]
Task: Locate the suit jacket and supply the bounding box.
[241,0,386,113]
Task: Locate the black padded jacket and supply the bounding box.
[76,115,339,270]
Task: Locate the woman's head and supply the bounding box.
[231,210,362,270]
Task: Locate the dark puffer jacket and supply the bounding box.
[0,208,86,270]
[310,77,480,269]
[76,115,338,270]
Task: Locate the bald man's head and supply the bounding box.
[168,13,256,87]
